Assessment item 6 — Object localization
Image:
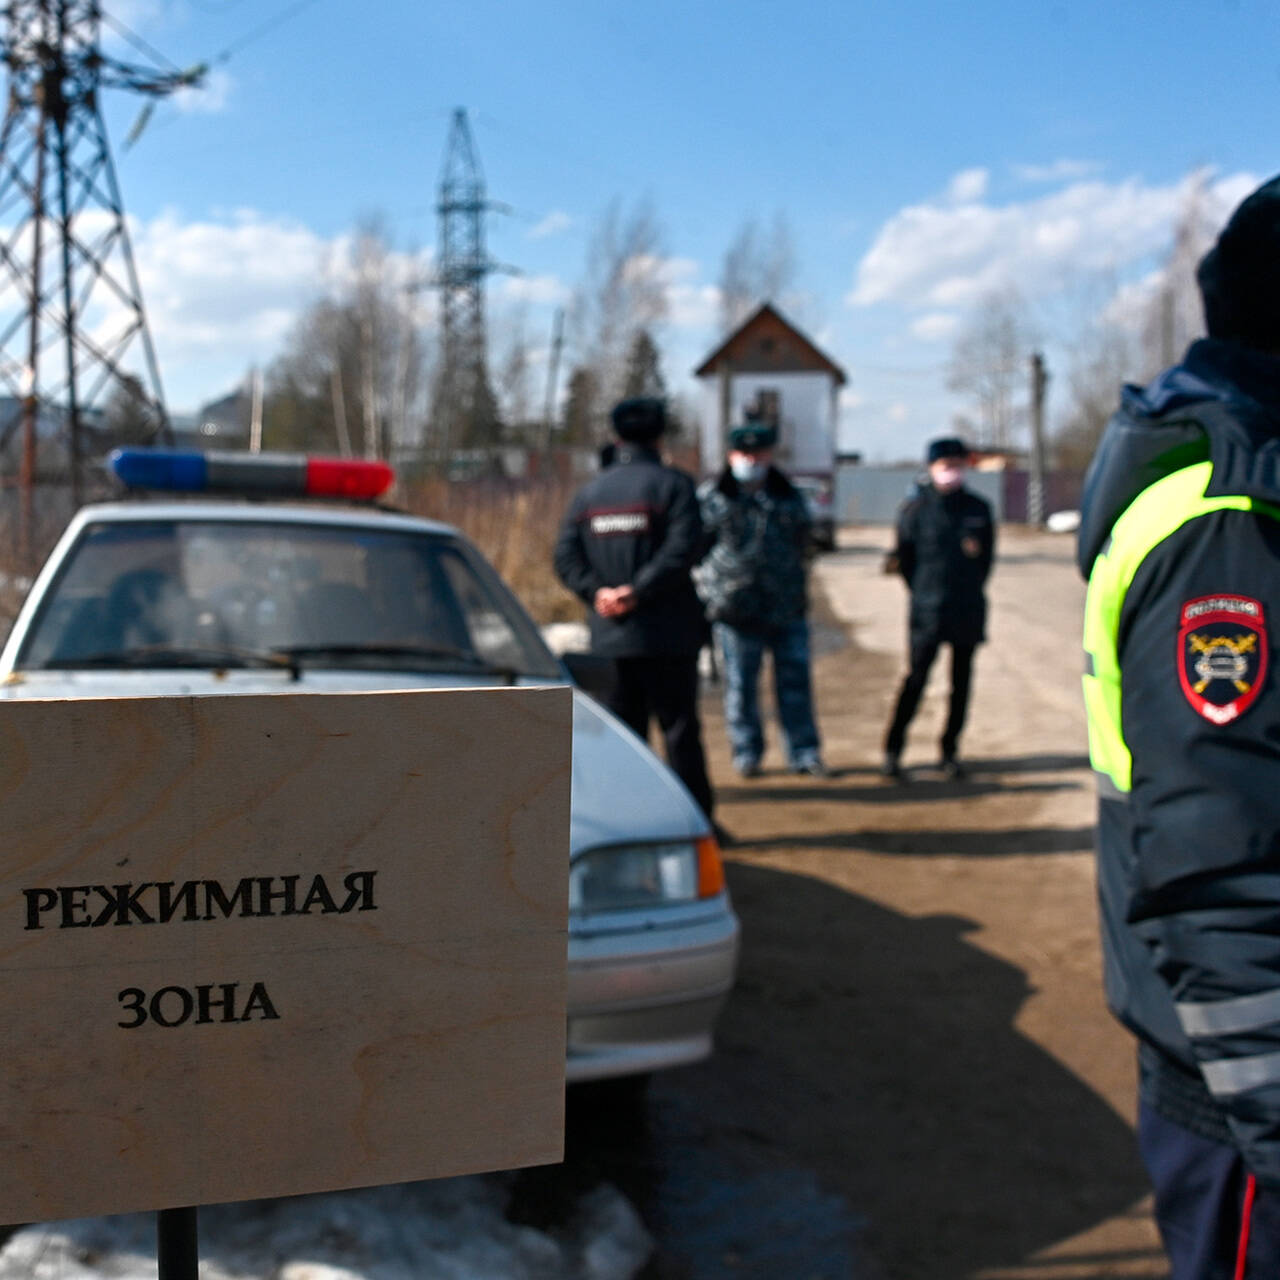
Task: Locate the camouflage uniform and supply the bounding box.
[697,466,823,774]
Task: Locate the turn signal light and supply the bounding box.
[697,834,726,898]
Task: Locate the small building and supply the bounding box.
[693,302,846,478]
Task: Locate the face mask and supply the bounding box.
[730,458,766,485]
[932,464,965,493]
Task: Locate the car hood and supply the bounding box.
[0,669,708,855]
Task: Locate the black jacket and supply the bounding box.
[894,483,994,648]
[1080,337,1280,1183]
[553,444,706,658]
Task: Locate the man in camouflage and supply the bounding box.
[696,421,827,777]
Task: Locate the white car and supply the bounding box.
[0,449,739,1084]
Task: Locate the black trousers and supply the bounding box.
[608,654,714,820]
[883,633,976,759]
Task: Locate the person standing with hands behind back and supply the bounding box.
[553,396,715,826]
[881,436,994,781]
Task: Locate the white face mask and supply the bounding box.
[730,458,766,485]
[931,463,965,493]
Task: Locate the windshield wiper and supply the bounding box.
[43,644,302,679]
[271,643,519,684]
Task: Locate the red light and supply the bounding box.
[305,457,395,500]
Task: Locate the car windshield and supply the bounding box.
[14,517,563,680]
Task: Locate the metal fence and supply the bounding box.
[834,464,1083,525]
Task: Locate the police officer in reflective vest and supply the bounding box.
[554,396,714,823]
[1080,174,1280,1278]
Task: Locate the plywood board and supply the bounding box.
[0,686,571,1223]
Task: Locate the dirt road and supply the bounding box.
[639,525,1167,1278]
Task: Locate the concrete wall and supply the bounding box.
[697,371,836,476]
[835,464,1006,525]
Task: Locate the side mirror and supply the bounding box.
[560,651,617,702]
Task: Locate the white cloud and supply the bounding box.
[1013,159,1103,184]
[655,257,719,331]
[848,168,1258,312]
[910,312,959,342]
[496,273,570,306]
[945,168,989,204]
[174,67,234,115]
[888,401,909,423]
[668,280,719,331]
[527,210,573,240]
[112,210,342,407]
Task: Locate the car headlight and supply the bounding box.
[569,836,725,914]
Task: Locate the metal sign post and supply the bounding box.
[157,1207,198,1280]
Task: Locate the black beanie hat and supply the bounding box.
[1197,174,1280,348]
[610,397,667,442]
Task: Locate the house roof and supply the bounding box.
[694,302,847,385]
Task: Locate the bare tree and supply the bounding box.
[718,211,795,333]
[101,373,155,447]
[622,328,666,400]
[947,288,1035,450]
[492,303,533,435]
[561,365,601,447]
[570,198,668,436]
[265,221,431,459]
[1138,172,1218,378]
[1048,177,1220,470]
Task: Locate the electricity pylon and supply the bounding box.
[431,107,513,459]
[0,0,202,549]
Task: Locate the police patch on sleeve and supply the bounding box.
[1178,595,1268,725]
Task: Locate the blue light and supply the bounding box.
[109,449,208,491]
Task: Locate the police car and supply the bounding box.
[0,449,740,1084]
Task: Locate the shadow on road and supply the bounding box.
[718,779,1082,807]
[660,862,1150,1278]
[508,861,1153,1279]
[733,824,1097,857]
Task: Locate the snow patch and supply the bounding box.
[0,1177,652,1280]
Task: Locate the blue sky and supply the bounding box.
[85,0,1280,460]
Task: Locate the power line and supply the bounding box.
[212,0,326,64]
[99,9,185,77]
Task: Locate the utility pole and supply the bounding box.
[0,1,203,556]
[1028,351,1049,528]
[430,107,515,467]
[540,305,563,460]
[248,367,263,453]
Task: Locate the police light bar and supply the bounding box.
[108,449,395,501]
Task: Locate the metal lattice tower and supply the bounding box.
[0,1,201,536]
[432,107,510,456]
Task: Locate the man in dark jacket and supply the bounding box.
[881,436,994,780]
[1079,175,1280,1277]
[696,421,826,778]
[553,397,714,821]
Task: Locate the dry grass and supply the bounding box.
[0,494,80,642]
[399,477,584,625]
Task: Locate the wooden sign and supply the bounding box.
[0,686,571,1223]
